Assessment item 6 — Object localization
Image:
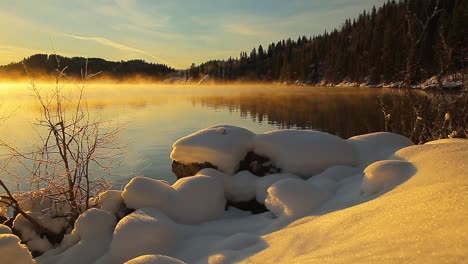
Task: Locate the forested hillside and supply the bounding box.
[191,0,467,85]
[0,54,175,81]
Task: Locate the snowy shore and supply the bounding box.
[1,125,467,263]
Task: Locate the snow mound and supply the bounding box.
[125,254,186,264]
[13,212,68,253]
[170,125,255,174]
[361,160,416,195]
[73,209,117,241]
[241,139,468,263]
[0,234,35,264]
[255,173,300,204]
[265,178,330,218]
[347,132,413,167]
[169,175,225,224]
[254,130,357,177]
[98,190,124,215]
[37,209,116,264]
[98,208,181,264]
[122,177,172,212]
[122,176,225,224]
[197,169,257,202]
[0,224,12,234]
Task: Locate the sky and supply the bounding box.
[0,0,385,69]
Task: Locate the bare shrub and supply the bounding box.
[380,90,467,144]
[0,60,123,239]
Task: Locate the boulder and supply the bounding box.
[237,151,282,176]
[171,160,218,180]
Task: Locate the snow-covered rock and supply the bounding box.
[196,169,257,203]
[6,127,466,263]
[13,212,68,254]
[255,173,300,204]
[170,125,256,175]
[122,177,173,212]
[347,132,413,167]
[0,234,35,264]
[122,176,225,224]
[169,175,225,224]
[97,208,181,264]
[98,190,124,215]
[254,130,357,177]
[36,209,116,264]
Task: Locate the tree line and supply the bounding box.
[189,0,467,85]
[0,54,175,81]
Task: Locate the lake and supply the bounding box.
[0,83,390,188]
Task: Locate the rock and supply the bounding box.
[226,199,268,214]
[237,151,281,176]
[171,160,218,179]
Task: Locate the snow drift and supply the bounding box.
[2,125,467,264]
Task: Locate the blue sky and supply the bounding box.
[0,0,385,68]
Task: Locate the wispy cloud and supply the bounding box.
[64,34,174,67]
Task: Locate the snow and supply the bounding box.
[122,175,225,224]
[122,177,172,212]
[169,175,225,224]
[239,138,468,263]
[361,160,415,195]
[97,190,124,215]
[254,130,357,177]
[196,169,257,202]
[0,224,12,234]
[255,173,300,203]
[96,208,181,264]
[347,132,413,167]
[0,234,35,264]
[36,209,116,264]
[170,125,255,174]
[4,127,467,263]
[13,212,68,253]
[265,178,330,218]
[124,255,186,264]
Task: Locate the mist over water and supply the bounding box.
[0,83,389,188]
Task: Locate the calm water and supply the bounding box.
[0,83,389,188]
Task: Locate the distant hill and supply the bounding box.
[0,54,176,82]
[190,0,467,86]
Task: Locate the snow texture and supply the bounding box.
[122,175,225,224]
[265,178,330,218]
[13,212,68,253]
[361,160,415,195]
[0,234,35,264]
[98,190,124,215]
[36,209,116,264]
[254,129,357,177]
[0,224,12,234]
[170,125,255,174]
[122,177,172,212]
[96,208,181,264]
[255,173,300,203]
[124,255,186,264]
[347,132,413,167]
[196,168,257,202]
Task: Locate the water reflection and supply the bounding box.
[0,84,391,187]
[192,88,388,138]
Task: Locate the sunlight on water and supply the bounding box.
[0,82,390,189]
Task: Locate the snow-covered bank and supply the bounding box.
[1,125,467,263]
